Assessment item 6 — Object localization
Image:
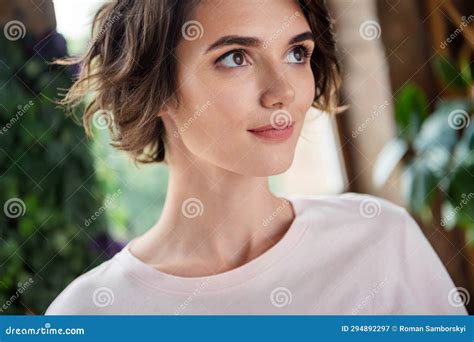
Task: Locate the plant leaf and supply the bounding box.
[432,55,470,89]
[413,103,462,153]
[447,157,474,220]
[394,83,428,142]
[402,160,439,216]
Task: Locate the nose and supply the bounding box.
[259,67,295,109]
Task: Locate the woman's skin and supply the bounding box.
[130,0,316,277]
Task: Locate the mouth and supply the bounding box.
[247,122,295,142]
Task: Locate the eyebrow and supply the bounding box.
[204,31,315,54]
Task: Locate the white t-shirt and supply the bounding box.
[45,192,468,315]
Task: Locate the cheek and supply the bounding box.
[182,79,250,137]
[210,87,251,131]
[172,93,245,155]
[296,68,316,108]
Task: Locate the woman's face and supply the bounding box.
[163,0,316,176]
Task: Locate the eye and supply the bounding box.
[287,45,312,64]
[215,49,249,68]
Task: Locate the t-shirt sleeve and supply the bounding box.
[396,208,468,315]
[44,261,112,315]
[44,280,91,315]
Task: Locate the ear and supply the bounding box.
[159,97,179,119]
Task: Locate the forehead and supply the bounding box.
[182,0,310,53]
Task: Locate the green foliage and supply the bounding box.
[394,83,429,143]
[432,55,471,90]
[0,34,108,314]
[375,55,474,236]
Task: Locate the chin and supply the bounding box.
[250,154,295,177]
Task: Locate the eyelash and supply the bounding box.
[214,44,313,67]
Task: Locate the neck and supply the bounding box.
[131,158,295,276]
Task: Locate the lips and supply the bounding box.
[247,122,295,141]
[247,122,294,132]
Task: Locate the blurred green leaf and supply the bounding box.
[402,160,439,216]
[18,218,36,238]
[459,58,472,86]
[453,121,474,163]
[394,83,428,142]
[433,55,470,90]
[413,108,458,153]
[447,157,474,220]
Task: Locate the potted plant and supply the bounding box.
[373,54,473,311]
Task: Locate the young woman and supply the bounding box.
[46,0,467,315]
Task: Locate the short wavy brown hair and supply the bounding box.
[58,0,342,164]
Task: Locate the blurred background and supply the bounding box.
[0,0,473,314]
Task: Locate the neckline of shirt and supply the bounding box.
[113,195,310,294]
